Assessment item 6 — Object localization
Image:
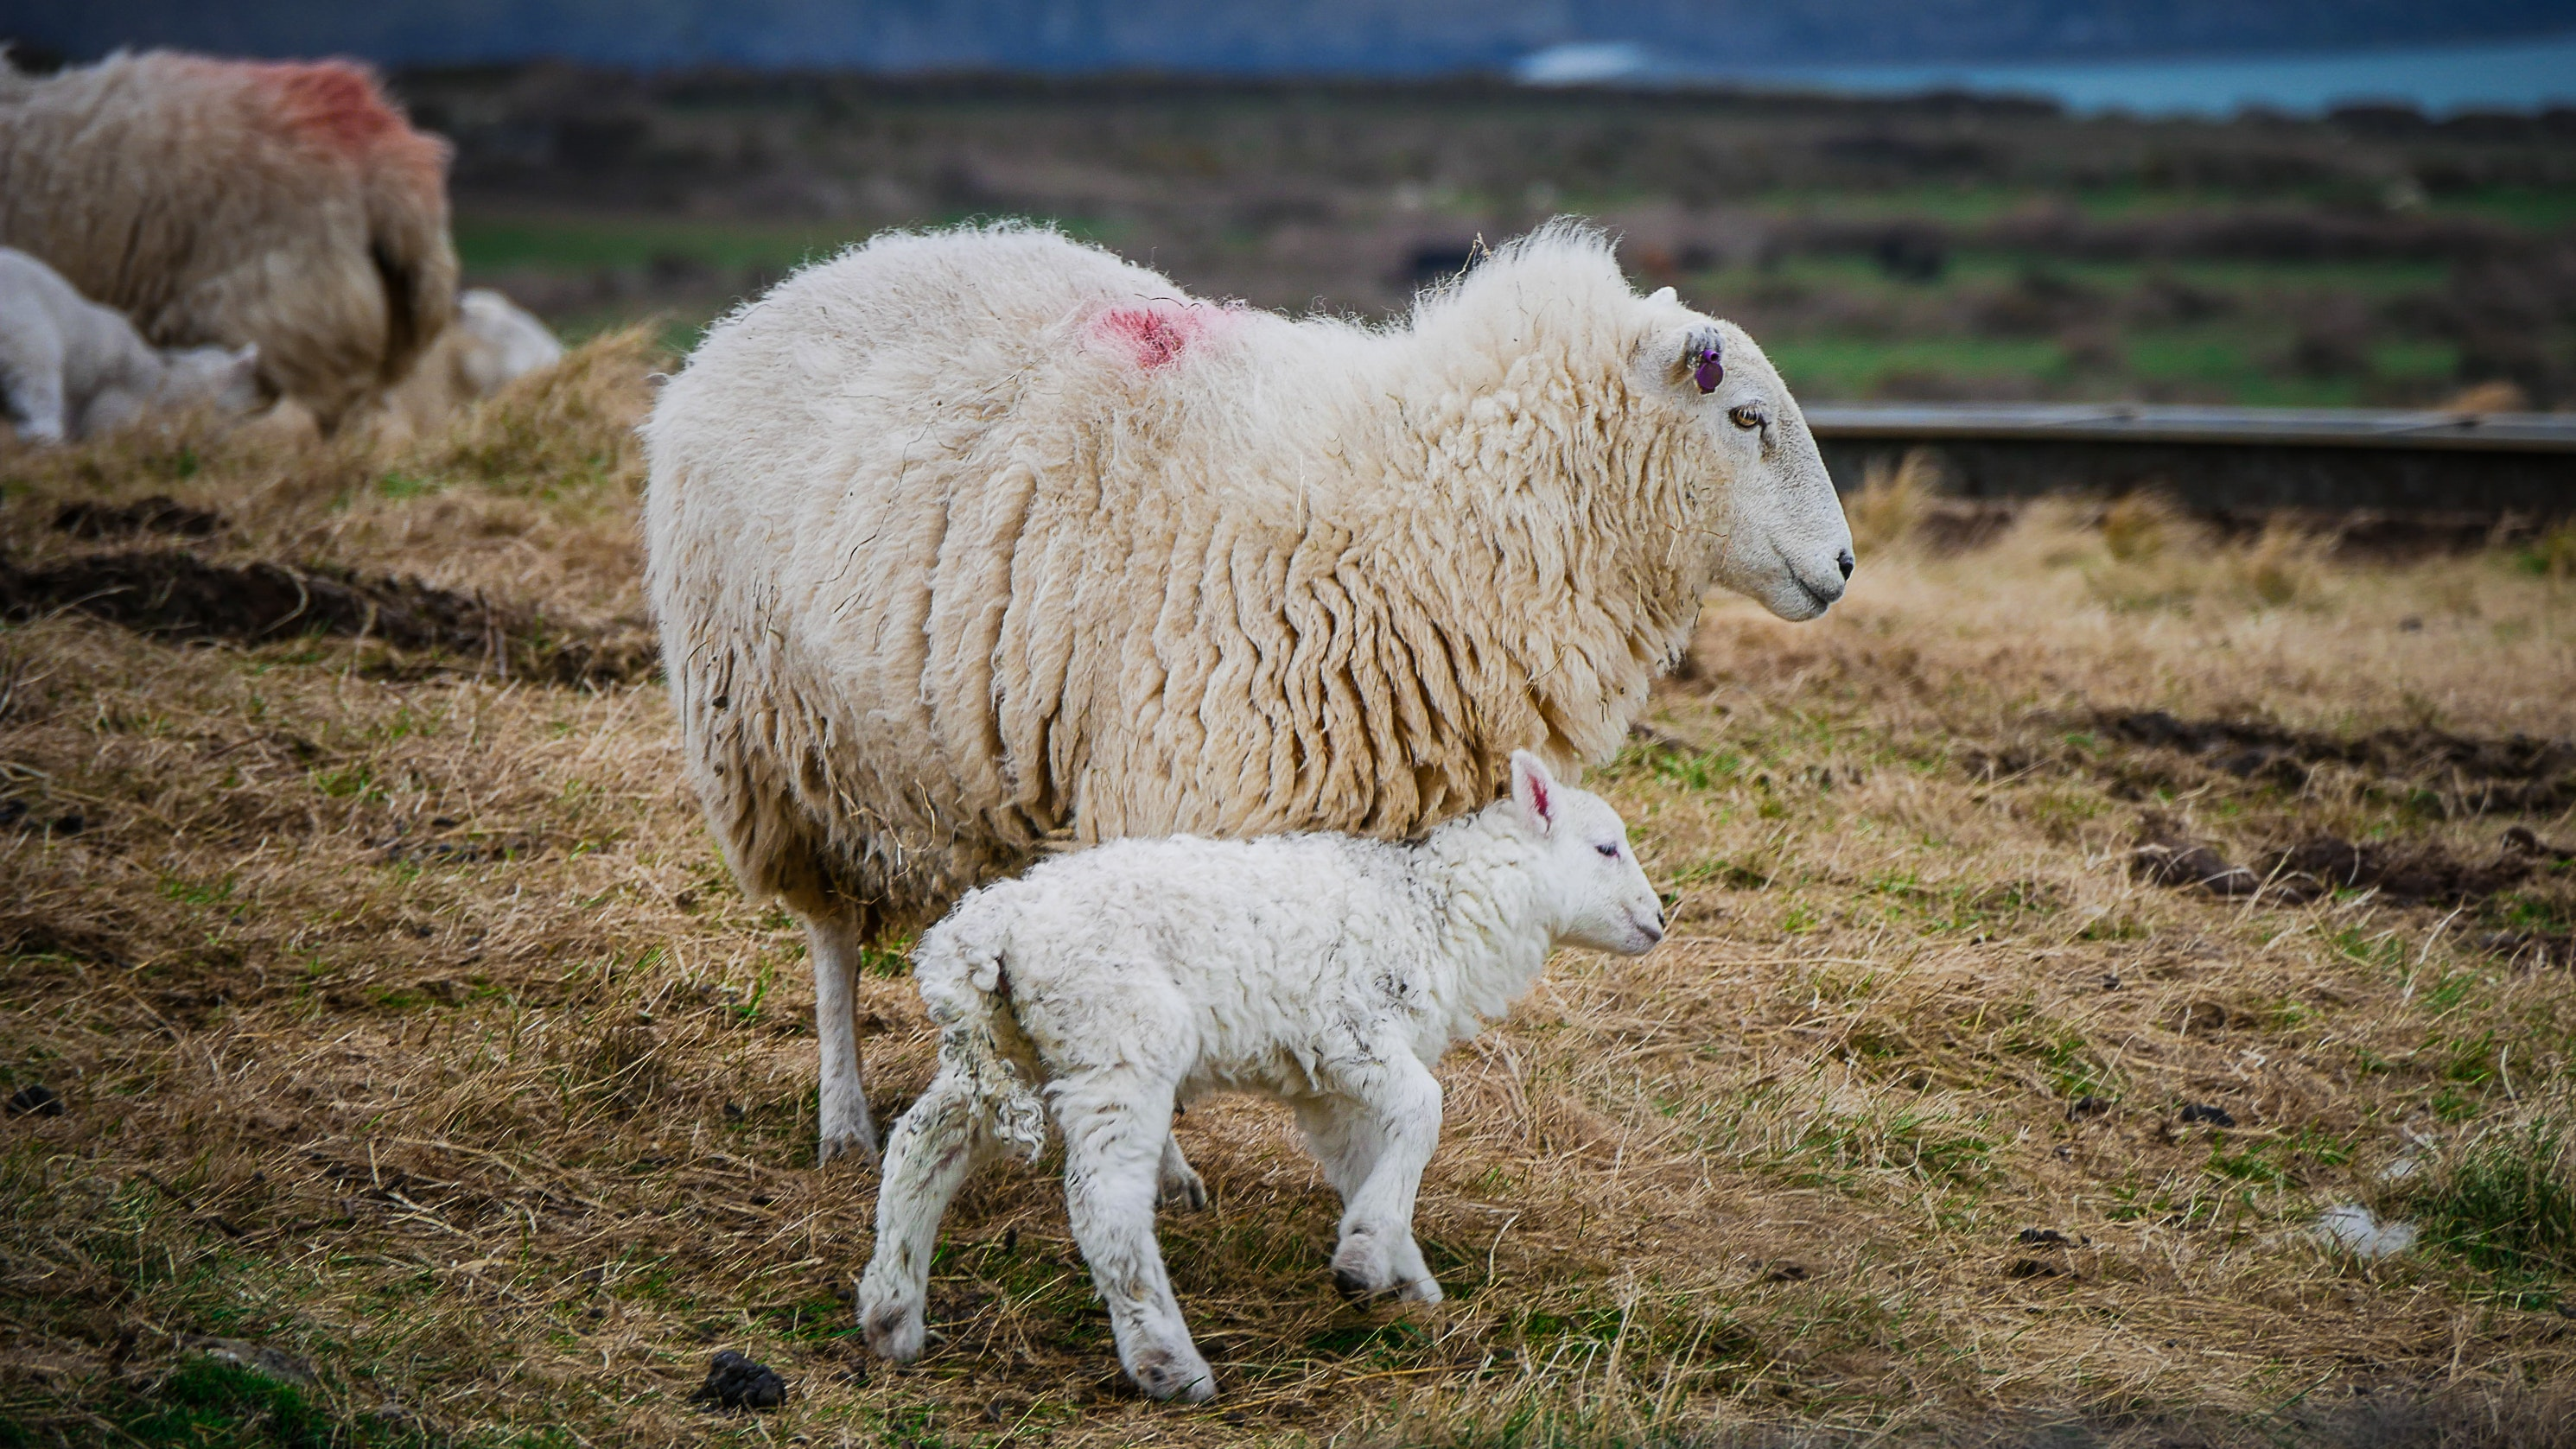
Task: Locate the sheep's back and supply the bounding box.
[645,227,1177,922]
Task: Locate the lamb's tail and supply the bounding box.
[911,926,1049,1163]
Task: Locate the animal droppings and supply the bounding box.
[690,1350,786,1411]
[2316,1204,2417,1260]
[2179,1103,2237,1128]
[5,1084,65,1117]
[2016,1228,2074,1246]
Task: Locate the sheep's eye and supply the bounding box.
[1729,404,1766,430]
[1595,842,1620,859]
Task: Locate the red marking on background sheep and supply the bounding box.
[1091,303,1231,370]
[238,60,417,160]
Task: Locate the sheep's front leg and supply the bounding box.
[1313,1053,1444,1305]
[1055,1074,1216,1402]
[856,1066,1005,1362]
[805,907,878,1166]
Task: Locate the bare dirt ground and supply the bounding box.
[3,344,2573,1447]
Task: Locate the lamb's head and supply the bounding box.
[153,344,268,419]
[1498,750,1663,956]
[1632,289,1854,621]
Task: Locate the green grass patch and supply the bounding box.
[2403,1112,2576,1279]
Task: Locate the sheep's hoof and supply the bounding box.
[1128,1344,1217,1403]
[818,1130,881,1169]
[1157,1166,1211,1213]
[860,1299,925,1363]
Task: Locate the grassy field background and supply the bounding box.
[413,73,2576,410]
[2,333,2573,1446]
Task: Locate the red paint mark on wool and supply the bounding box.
[251,61,407,154]
[1091,302,1231,370]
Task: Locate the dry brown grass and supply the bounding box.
[3,355,2574,1447]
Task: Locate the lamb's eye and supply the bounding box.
[1729,404,1766,430]
[1595,842,1620,859]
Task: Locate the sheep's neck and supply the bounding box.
[1407,814,1558,1041]
[1345,359,1716,769]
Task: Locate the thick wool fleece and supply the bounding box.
[0,51,457,429]
[644,220,1850,935]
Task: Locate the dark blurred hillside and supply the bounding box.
[408,69,2576,407]
[10,0,2573,73]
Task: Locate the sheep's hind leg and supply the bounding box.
[856,1066,1004,1363]
[1057,1073,1216,1401]
[1158,1128,1209,1212]
[1313,1053,1444,1305]
[805,906,878,1166]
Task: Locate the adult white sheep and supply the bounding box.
[859,751,1662,1401]
[0,51,457,431]
[644,220,1852,1163]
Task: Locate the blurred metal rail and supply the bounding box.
[1804,404,2576,522]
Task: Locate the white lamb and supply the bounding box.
[0,246,262,444]
[856,751,1663,1403]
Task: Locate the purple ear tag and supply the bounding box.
[1691,346,1724,394]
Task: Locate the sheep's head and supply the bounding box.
[1502,750,1664,956]
[1634,289,1854,621]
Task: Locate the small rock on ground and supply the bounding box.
[2317,1204,2417,1259]
[183,1336,315,1383]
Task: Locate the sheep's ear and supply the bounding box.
[1647,285,1677,304]
[1510,749,1556,834]
[1638,321,1726,395]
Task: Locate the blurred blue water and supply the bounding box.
[1523,30,2576,115]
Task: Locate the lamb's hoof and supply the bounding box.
[1158,1166,1211,1213]
[818,1129,880,1169]
[859,1298,924,1363]
[1331,1239,1399,1301]
[1128,1344,1217,1403]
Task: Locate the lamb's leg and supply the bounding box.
[856,1066,1003,1363]
[1,353,67,446]
[1315,1054,1445,1304]
[1055,1073,1215,1402]
[1157,1128,1209,1212]
[804,906,877,1165]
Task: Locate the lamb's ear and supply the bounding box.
[1510,749,1556,835]
[1647,285,1677,304]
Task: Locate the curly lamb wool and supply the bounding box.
[644,220,1853,1161]
[0,51,457,430]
